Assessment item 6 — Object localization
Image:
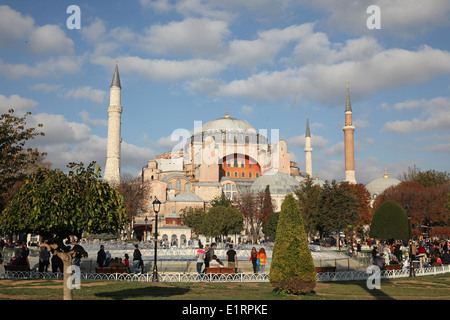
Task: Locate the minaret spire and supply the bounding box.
[104,61,123,185]
[343,81,356,184]
[304,113,313,178]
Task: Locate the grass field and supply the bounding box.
[0,273,449,301]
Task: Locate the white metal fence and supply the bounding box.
[3,264,449,282]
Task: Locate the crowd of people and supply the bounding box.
[96,244,144,274]
[368,239,450,271]
[194,243,267,275]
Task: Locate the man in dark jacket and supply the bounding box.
[97,245,106,267]
[442,249,450,265]
[133,244,144,273]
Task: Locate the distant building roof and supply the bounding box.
[365,170,401,199]
[169,193,205,202]
[250,172,299,195]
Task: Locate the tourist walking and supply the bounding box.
[124,254,131,273]
[196,244,206,274]
[38,245,50,272]
[249,247,259,274]
[258,248,266,274]
[226,244,237,269]
[202,244,210,273]
[133,244,144,273]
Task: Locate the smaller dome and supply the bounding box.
[250,172,300,195]
[366,170,401,198]
[169,193,204,202]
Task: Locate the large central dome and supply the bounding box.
[201,109,256,133]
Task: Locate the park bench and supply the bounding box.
[314,266,336,273]
[385,264,402,271]
[206,267,237,274]
[96,266,127,274]
[4,265,31,272]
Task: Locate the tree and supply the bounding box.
[369,200,409,241]
[0,162,127,300]
[269,194,316,294]
[116,173,151,240]
[316,181,359,247]
[262,211,279,240]
[180,207,205,236]
[0,109,46,212]
[200,206,244,241]
[373,181,450,235]
[210,194,232,207]
[343,182,372,240]
[294,179,322,239]
[233,188,275,243]
[399,165,450,187]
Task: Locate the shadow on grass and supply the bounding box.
[95,285,191,300]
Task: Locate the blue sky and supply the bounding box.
[1,0,449,185]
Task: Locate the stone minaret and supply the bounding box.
[104,61,122,185]
[304,114,313,178]
[343,81,356,184]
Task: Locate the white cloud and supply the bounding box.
[63,86,107,105]
[383,97,450,133]
[301,0,450,37]
[194,45,450,106]
[92,55,225,82]
[30,83,61,93]
[28,24,74,55]
[0,94,38,114]
[0,5,34,47]
[0,55,83,79]
[78,111,107,127]
[142,18,230,57]
[287,134,328,149]
[28,113,91,144]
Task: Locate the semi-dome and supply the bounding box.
[365,170,401,199]
[201,109,256,133]
[250,171,300,195]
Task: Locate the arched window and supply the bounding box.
[234,172,238,178]
[227,171,231,177]
[241,172,245,178]
[184,183,190,191]
[176,179,181,191]
[167,182,173,189]
[249,172,252,178]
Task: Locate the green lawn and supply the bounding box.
[0,273,449,300]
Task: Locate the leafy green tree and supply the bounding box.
[262,211,279,240]
[0,162,127,300]
[210,194,232,207]
[0,109,46,212]
[369,200,409,241]
[180,207,205,235]
[270,194,316,294]
[200,206,244,240]
[294,179,322,239]
[316,180,359,247]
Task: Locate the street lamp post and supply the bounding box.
[152,198,161,282]
[405,204,415,277]
[144,216,148,242]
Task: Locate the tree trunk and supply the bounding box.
[61,252,73,300]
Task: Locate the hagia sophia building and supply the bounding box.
[103,62,400,244]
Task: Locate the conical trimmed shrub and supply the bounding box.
[269,193,316,294]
